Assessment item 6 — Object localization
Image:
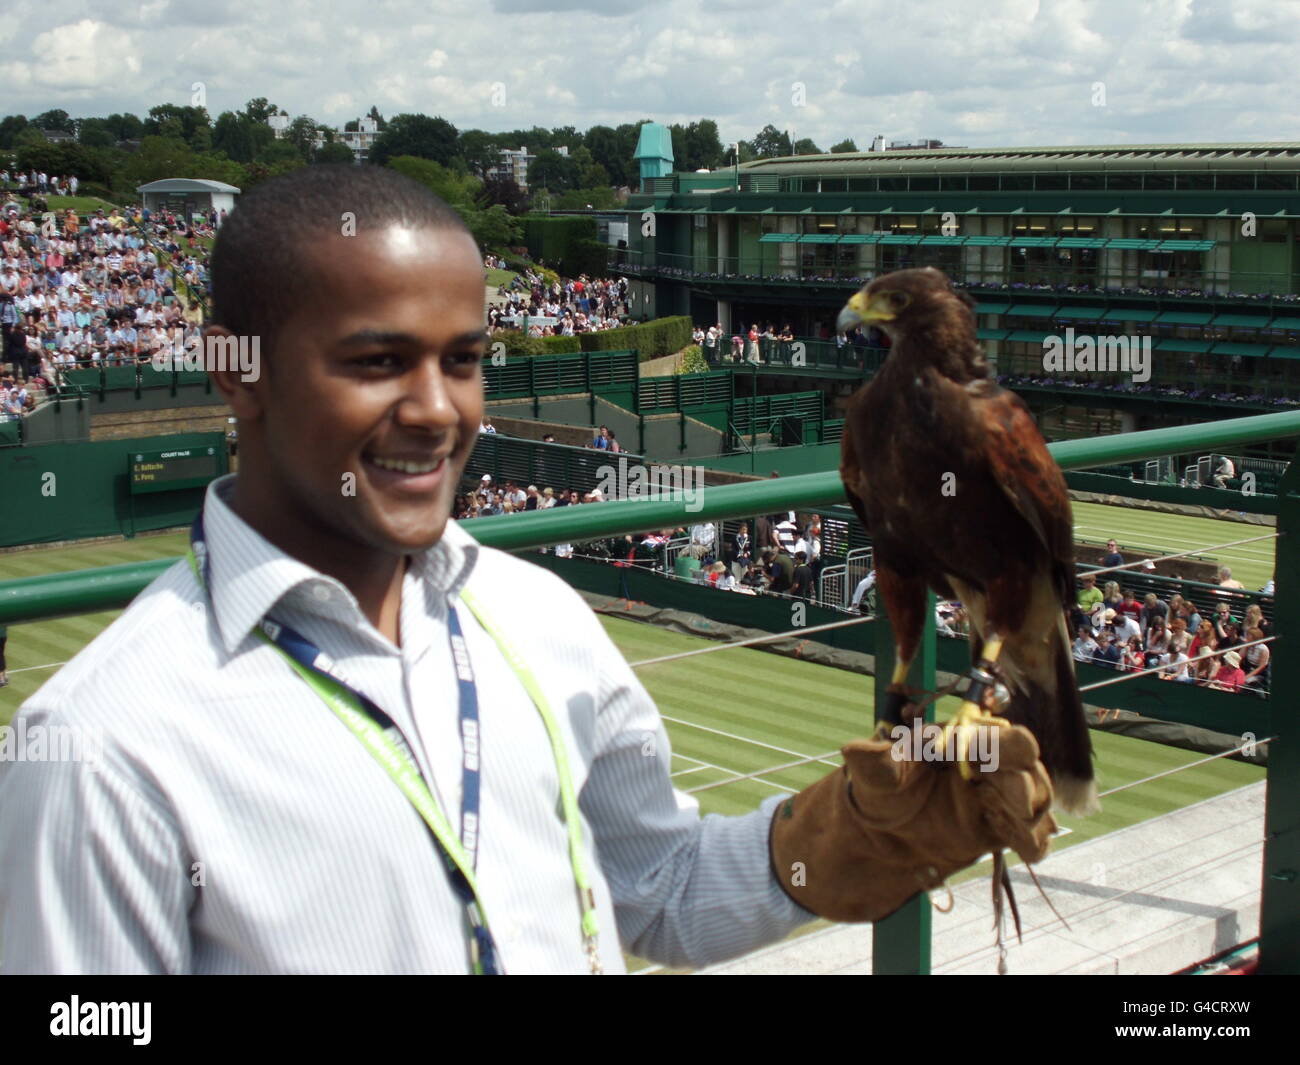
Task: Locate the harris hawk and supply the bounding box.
[837,267,1098,816]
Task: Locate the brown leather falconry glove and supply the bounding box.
[769,723,1057,923]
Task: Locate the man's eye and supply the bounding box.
[355,353,402,370]
[448,350,483,368]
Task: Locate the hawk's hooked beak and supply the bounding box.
[836,290,894,334]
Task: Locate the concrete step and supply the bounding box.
[697,782,1265,975]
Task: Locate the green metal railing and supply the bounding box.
[1,409,1298,973]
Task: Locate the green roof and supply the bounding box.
[974,301,1010,314]
[1156,310,1214,325]
[1157,338,1213,353]
[758,233,799,242]
[1211,313,1275,328]
[1053,306,1110,320]
[1007,330,1051,343]
[1116,309,1161,322]
[633,122,675,162]
[976,328,1010,341]
[1007,304,1059,317]
[1269,346,1300,360]
[1267,317,1300,330]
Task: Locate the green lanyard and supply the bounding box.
[190,541,602,973]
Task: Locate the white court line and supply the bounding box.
[670,765,716,779]
[7,660,69,675]
[660,713,843,770]
[1072,525,1274,566]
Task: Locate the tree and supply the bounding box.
[145,104,212,150]
[314,141,355,164]
[830,138,859,154]
[242,98,281,124]
[77,118,117,148]
[528,148,578,193]
[670,119,725,172]
[366,105,387,131]
[752,124,792,158]
[466,203,521,249]
[121,135,244,188]
[386,155,478,209]
[369,113,459,167]
[457,129,501,178]
[478,176,528,214]
[792,137,823,156]
[32,109,74,133]
[0,115,29,150]
[285,115,319,160]
[105,113,144,142]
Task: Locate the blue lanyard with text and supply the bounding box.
[187,512,501,974]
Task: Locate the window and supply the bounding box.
[1001,174,1033,190]
[1070,173,1102,190]
[1176,173,1213,190]
[847,177,878,192]
[908,176,939,191]
[1258,172,1298,190]
[1216,173,1256,191]
[1143,173,1175,190]
[969,175,998,190]
[820,178,847,193]
[940,176,969,191]
[879,177,907,192]
[1035,173,1068,190]
[1106,173,1142,190]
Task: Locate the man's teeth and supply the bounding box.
[369,456,443,475]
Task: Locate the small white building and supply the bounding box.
[136,178,240,223]
[489,145,567,190]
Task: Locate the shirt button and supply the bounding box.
[312,584,333,602]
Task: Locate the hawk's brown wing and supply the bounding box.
[974,384,1076,606]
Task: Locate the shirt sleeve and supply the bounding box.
[0,704,194,974]
[576,611,814,969]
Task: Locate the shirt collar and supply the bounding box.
[199,474,480,656]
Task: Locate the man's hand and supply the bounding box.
[769,724,1056,923]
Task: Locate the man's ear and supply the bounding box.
[205,324,265,422]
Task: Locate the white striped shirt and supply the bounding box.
[0,475,809,974]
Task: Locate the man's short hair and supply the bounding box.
[209,164,475,358]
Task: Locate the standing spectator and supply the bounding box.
[592,425,609,450]
[1101,539,1123,569]
[775,514,799,556]
[606,430,621,454]
[688,521,716,565]
[790,551,814,603]
[1216,566,1244,591]
[728,522,752,571]
[764,548,793,594]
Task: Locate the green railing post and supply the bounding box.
[872,591,936,974]
[1260,442,1300,973]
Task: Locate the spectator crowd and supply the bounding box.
[0,196,213,410]
[486,264,631,338]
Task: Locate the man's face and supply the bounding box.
[232,224,486,557]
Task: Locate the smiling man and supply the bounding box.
[0,167,1054,975]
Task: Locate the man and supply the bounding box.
[1108,607,1142,648]
[591,424,609,450]
[1101,539,1123,570]
[789,551,814,603]
[1212,454,1235,489]
[0,166,1051,975]
[1217,566,1244,591]
[1093,630,1122,670]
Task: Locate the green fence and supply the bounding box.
[483,350,638,401]
[0,431,227,548]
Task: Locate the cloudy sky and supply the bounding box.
[2,0,1299,150]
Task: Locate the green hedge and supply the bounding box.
[578,316,693,361]
[521,215,599,275]
[540,336,581,354]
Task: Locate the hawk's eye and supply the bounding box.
[889,291,911,310]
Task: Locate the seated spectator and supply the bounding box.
[1212,599,1238,639]
[1210,650,1246,692]
[1118,588,1143,622]
[1242,627,1270,691]
[1168,594,1201,635]
[1072,625,1099,663]
[1212,455,1235,489]
[1188,619,1217,659]
[1108,608,1141,648]
[1139,592,1168,632]
[1192,647,1219,686]
[1159,651,1194,683]
[1120,635,1146,672]
[1243,603,1271,640]
[1218,620,1242,652]
[850,569,876,614]
[764,548,794,594]
[1076,572,1103,614]
[1144,614,1170,659]
[705,561,737,591]
[1102,580,1122,612]
[538,486,556,509]
[524,485,539,511]
[1093,631,1123,670]
[1167,617,1192,658]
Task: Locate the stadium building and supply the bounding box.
[616,142,1300,453]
